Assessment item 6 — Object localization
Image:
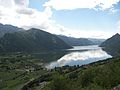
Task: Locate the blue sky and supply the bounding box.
[29,0,47,11]
[0,0,120,39]
[52,9,119,31]
[29,0,120,38]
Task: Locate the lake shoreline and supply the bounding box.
[45,45,112,69]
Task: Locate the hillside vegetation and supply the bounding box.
[100,33,120,56]
[0,53,47,90]
[0,28,72,52]
[21,57,120,90]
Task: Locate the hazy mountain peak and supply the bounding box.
[100,33,120,56]
[100,33,120,46]
[114,33,120,37]
[29,28,40,31]
[0,23,24,38]
[108,33,120,41]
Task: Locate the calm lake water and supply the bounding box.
[45,45,112,69]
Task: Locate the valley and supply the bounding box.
[0,24,120,90]
[0,0,120,90]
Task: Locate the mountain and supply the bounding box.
[57,35,94,46]
[0,23,24,38]
[100,33,120,56]
[0,28,72,52]
[87,38,105,45]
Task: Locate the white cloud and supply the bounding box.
[0,0,65,37]
[0,0,118,39]
[44,0,120,10]
[36,23,113,39]
[52,25,114,39]
[16,8,34,15]
[0,0,14,8]
[0,0,53,30]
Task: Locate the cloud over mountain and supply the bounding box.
[0,0,53,30]
[0,0,119,39]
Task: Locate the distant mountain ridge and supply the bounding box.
[57,35,104,46]
[100,33,120,56]
[0,23,24,38]
[87,38,105,45]
[0,28,72,52]
[57,35,94,46]
[0,23,106,53]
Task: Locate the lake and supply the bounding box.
[45,45,112,69]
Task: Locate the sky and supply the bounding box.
[0,0,120,39]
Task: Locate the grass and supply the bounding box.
[0,53,47,90]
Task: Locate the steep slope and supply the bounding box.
[0,23,24,38]
[0,28,72,52]
[100,33,120,55]
[57,35,94,46]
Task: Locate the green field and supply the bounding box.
[0,53,47,90]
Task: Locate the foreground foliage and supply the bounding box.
[41,57,120,90]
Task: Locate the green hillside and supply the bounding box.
[22,57,120,90]
[100,33,120,56]
[0,28,72,52]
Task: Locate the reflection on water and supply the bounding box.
[33,51,67,63]
[68,45,101,51]
[45,45,112,69]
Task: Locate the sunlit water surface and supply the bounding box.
[45,45,112,69]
